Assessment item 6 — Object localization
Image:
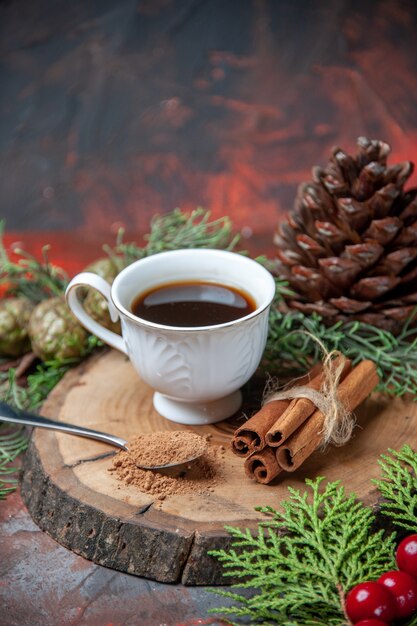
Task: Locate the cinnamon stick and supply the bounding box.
[244,447,282,484]
[265,357,352,447]
[231,364,322,457]
[276,360,379,472]
[231,399,291,456]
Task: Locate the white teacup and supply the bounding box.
[65,249,275,425]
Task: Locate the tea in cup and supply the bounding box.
[65,249,275,425]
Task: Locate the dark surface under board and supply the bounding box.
[0,491,233,626]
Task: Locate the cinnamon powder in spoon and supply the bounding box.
[126,431,208,467]
[108,431,226,500]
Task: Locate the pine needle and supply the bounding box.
[0,353,100,497]
[209,477,396,625]
[0,421,28,499]
[109,207,240,265]
[0,220,68,301]
[143,207,240,253]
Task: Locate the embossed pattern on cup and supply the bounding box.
[122,310,269,402]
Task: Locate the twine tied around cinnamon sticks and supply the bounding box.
[231,337,379,484]
[264,337,353,448]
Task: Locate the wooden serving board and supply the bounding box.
[21,349,417,585]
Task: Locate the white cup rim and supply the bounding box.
[111,248,276,332]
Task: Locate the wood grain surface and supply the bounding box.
[21,348,417,584]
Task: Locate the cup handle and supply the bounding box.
[65,272,128,355]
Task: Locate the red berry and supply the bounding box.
[378,569,417,619]
[354,621,390,626]
[396,534,417,578]
[345,581,397,623]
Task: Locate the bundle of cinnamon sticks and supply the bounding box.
[231,358,379,484]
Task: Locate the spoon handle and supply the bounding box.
[0,401,128,451]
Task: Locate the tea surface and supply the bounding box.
[131,281,256,327]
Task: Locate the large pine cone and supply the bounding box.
[274,137,417,334]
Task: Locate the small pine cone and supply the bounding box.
[28,296,88,361]
[274,137,417,334]
[0,296,35,357]
[82,257,123,334]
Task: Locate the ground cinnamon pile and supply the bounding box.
[126,431,208,467]
[109,432,225,500]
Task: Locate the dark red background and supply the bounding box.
[2,0,417,243]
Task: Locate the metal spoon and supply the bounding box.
[0,401,206,470]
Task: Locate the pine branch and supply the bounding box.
[373,445,417,532]
[144,207,240,252]
[0,422,28,499]
[1,209,240,304]
[111,208,240,264]
[209,477,396,625]
[0,221,68,302]
[0,368,31,409]
[0,338,102,497]
[264,307,417,397]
